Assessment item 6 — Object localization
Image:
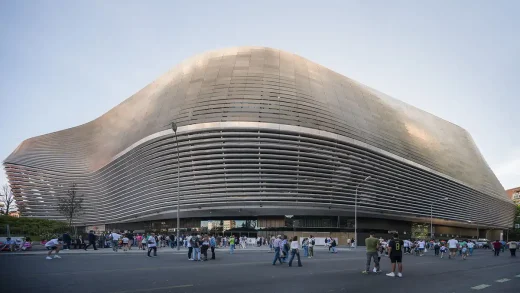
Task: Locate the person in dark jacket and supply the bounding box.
[62,232,72,250]
[84,230,98,250]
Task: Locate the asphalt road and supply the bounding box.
[1,248,519,293]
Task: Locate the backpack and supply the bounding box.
[284,242,290,251]
[311,239,315,245]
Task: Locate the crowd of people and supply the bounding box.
[362,233,520,278]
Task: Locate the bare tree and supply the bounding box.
[57,183,84,232]
[1,184,15,215]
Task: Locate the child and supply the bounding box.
[122,236,129,251]
[461,244,468,260]
[440,244,447,259]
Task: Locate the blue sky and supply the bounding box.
[0,1,518,190]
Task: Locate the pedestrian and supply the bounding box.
[418,239,425,256]
[434,241,440,256]
[84,230,98,250]
[229,235,235,254]
[193,235,201,261]
[187,235,193,260]
[386,233,404,278]
[210,234,216,260]
[461,242,468,260]
[147,233,157,257]
[507,240,517,257]
[403,240,410,254]
[272,235,283,265]
[440,244,447,258]
[492,240,501,256]
[447,237,458,259]
[362,232,380,274]
[45,237,64,260]
[281,235,289,263]
[62,232,71,250]
[330,238,338,253]
[288,236,302,267]
[122,235,129,251]
[111,231,121,252]
[302,237,309,257]
[467,241,475,256]
[308,235,315,258]
[126,231,134,250]
[201,235,209,261]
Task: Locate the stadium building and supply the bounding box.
[4,47,516,243]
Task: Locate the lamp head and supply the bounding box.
[171,122,178,132]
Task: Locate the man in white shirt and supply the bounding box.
[45,237,63,260]
[403,240,410,254]
[418,240,426,256]
[111,231,121,252]
[467,241,475,256]
[447,238,459,259]
[507,241,517,257]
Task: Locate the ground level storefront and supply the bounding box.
[81,215,502,245]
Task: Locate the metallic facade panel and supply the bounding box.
[3,46,515,227]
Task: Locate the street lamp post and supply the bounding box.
[430,197,448,239]
[171,122,181,251]
[354,175,371,249]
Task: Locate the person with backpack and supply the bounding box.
[308,235,315,258]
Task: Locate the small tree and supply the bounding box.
[1,184,15,215]
[57,183,84,234]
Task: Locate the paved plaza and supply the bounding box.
[2,247,519,293]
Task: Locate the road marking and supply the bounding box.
[110,284,193,293]
[516,274,520,278]
[495,278,510,283]
[471,284,490,290]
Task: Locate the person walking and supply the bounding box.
[386,233,404,278]
[447,237,458,259]
[507,240,517,257]
[272,235,283,265]
[434,241,440,256]
[308,235,315,258]
[330,238,338,253]
[126,231,134,250]
[210,234,216,260]
[147,233,157,257]
[122,235,129,251]
[288,236,302,267]
[467,241,475,256]
[229,235,235,254]
[302,238,309,257]
[492,240,501,256]
[136,234,143,250]
[362,232,380,274]
[281,235,289,263]
[84,230,98,250]
[110,231,121,252]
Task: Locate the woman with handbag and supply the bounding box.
[288,236,302,267]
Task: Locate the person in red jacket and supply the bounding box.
[492,240,502,256]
